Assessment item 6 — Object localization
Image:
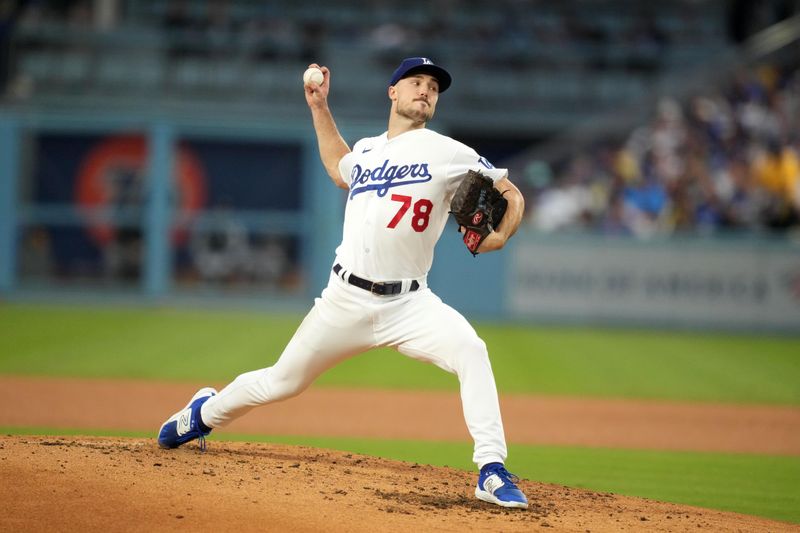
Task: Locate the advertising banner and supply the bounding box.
[510,238,800,330]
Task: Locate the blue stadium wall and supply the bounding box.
[1,111,799,332]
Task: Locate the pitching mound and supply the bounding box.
[1,436,794,532]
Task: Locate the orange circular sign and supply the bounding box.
[75,135,206,245]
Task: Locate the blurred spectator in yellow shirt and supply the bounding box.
[753,138,800,228]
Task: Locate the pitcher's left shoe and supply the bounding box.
[157,387,217,451]
[475,462,529,508]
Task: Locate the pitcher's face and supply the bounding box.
[390,73,440,124]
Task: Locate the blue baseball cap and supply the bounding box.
[389,57,452,93]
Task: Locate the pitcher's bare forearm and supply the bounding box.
[494,176,524,240]
[310,104,350,189]
[303,64,351,189]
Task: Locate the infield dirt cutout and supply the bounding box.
[2,376,799,532]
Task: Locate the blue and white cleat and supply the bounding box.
[157,387,217,451]
[475,462,529,508]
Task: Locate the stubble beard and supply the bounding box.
[396,101,433,125]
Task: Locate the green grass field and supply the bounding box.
[2,303,799,524]
[2,303,799,403]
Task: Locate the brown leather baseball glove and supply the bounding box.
[449,170,507,256]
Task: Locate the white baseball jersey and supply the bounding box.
[336,128,507,281]
[200,127,511,471]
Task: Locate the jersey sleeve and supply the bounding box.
[337,139,367,189]
[446,144,508,185]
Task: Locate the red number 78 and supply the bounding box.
[387,194,433,232]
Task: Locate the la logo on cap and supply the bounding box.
[389,57,452,92]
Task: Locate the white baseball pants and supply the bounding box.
[201,272,508,468]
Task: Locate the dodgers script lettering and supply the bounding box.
[349,159,432,198]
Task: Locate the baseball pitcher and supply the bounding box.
[157,57,528,508]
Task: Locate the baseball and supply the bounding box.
[303,67,324,86]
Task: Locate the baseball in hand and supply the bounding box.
[303,67,324,86]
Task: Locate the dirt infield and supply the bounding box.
[2,376,799,455]
[2,376,800,531]
[2,436,796,533]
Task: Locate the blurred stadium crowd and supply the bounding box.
[1,0,798,241]
[527,65,800,237]
[0,0,731,72]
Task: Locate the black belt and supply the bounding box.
[333,264,419,296]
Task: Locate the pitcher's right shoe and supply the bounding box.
[475,462,529,508]
[157,387,217,451]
